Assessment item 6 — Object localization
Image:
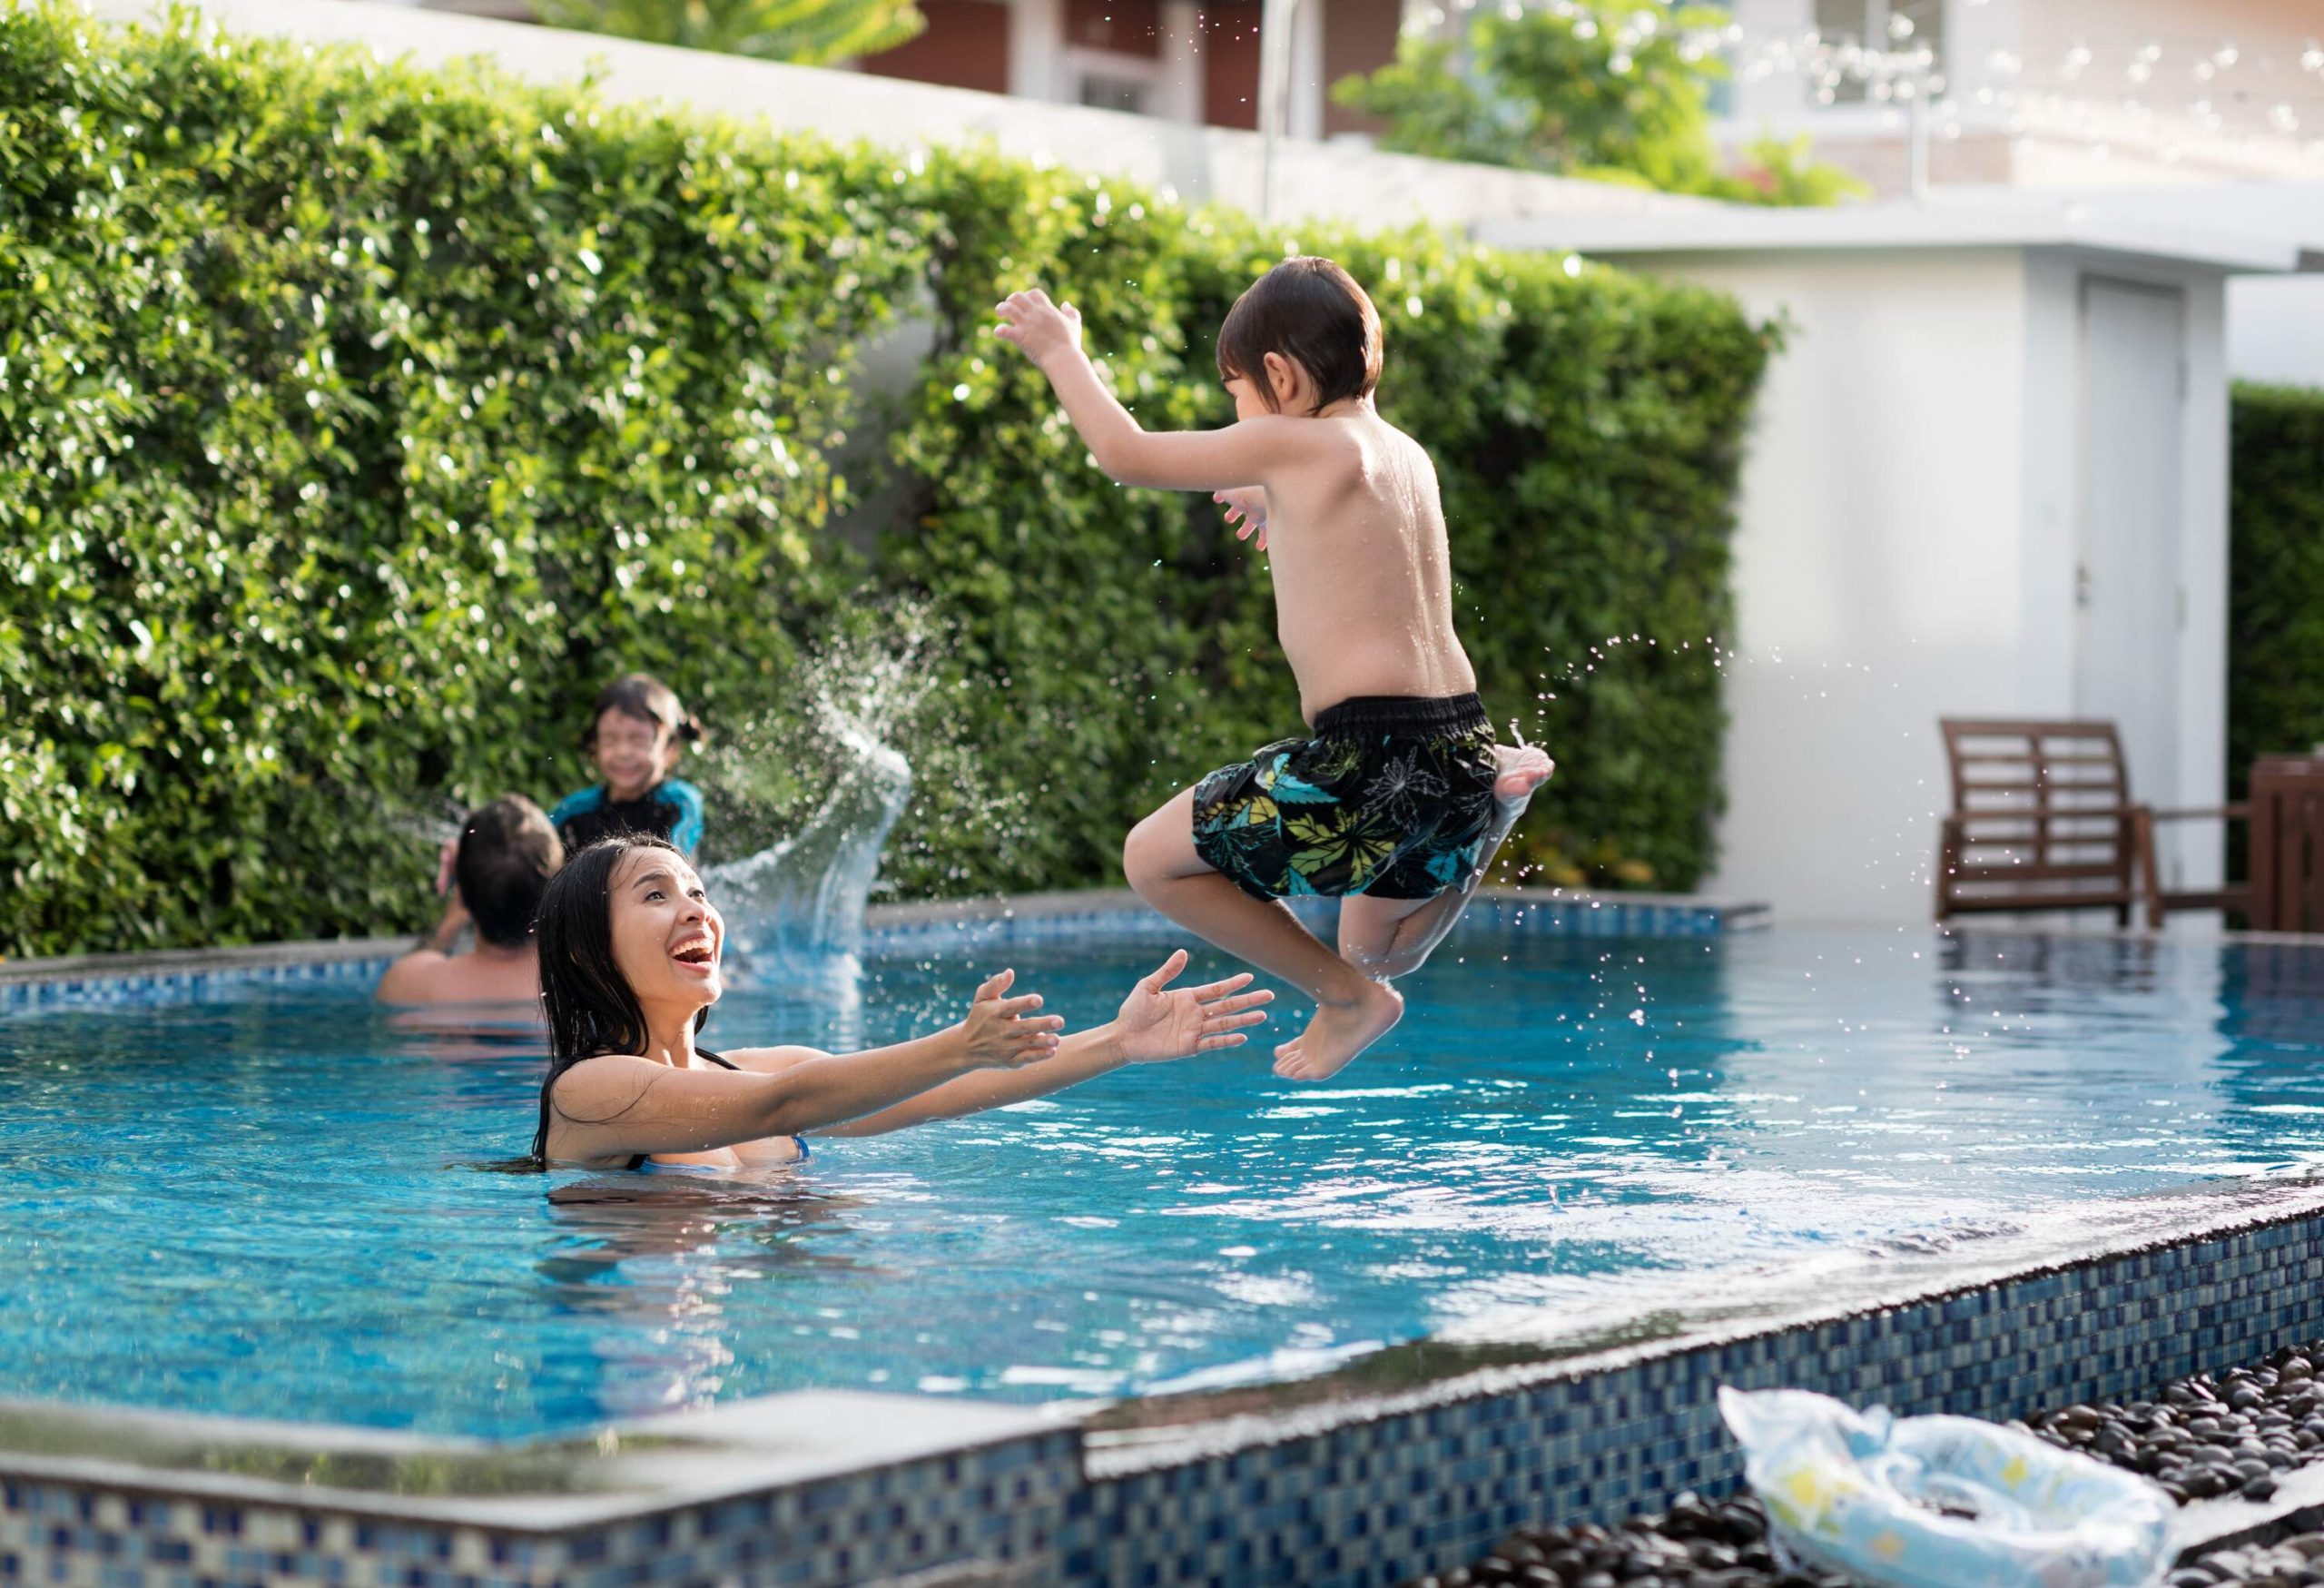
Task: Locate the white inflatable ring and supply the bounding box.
[1719,1388,2173,1588]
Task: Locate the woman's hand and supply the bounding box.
[960,968,1067,1069]
[1114,949,1274,1063]
[993,287,1083,370]
[1213,488,1268,552]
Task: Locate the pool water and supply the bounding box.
[5,925,2324,1438]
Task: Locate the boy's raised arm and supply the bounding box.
[995,288,1323,493]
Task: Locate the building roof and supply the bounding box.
[1475,193,2324,275]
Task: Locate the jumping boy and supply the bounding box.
[994,257,1553,1080]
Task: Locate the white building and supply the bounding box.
[151,0,1699,229]
[378,0,1392,146]
[1719,0,2324,198]
[1482,197,2324,925]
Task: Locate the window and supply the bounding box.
[1811,0,1945,104]
[1078,72,1152,113]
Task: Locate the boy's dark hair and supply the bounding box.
[583,672,704,749]
[1216,256,1383,415]
[455,795,565,948]
[529,835,707,1164]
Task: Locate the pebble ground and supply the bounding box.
[1409,1341,2324,1588]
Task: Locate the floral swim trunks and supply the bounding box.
[1190,694,1499,902]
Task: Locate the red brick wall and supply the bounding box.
[860,0,1011,95]
[1064,0,1163,57]
[1323,0,1399,135]
[1196,0,1398,133]
[1198,4,1263,129]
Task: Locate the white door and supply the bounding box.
[2075,277,2184,880]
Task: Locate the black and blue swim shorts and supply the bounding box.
[1190,693,1499,902]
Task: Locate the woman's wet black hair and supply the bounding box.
[583,672,704,750]
[1216,256,1383,415]
[529,834,709,1165]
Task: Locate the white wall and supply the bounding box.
[1601,242,2232,923]
[2231,276,2324,386]
[84,0,1709,231]
[2093,184,2324,388]
[1615,250,2036,924]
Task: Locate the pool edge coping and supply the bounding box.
[1077,1175,2324,1476]
[10,1177,2324,1530]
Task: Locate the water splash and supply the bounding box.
[692,610,956,985]
[703,705,912,972]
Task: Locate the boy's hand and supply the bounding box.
[1213,488,1268,552]
[993,288,1083,369]
[960,968,1066,1069]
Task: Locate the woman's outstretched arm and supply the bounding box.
[542,972,1062,1163]
[809,951,1271,1137]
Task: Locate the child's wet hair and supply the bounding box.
[1216,256,1383,416]
[455,794,565,948]
[584,672,704,750]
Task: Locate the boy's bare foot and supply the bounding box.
[1494,744,1555,811]
[1273,978,1403,1082]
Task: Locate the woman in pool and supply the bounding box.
[532,836,1274,1169]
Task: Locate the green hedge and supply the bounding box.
[0,4,1772,956]
[2230,383,2324,789]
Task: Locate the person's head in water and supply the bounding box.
[1215,256,1383,421]
[455,795,565,950]
[583,674,702,804]
[530,836,722,1160]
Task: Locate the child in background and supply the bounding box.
[993,258,1554,1082]
[551,673,707,858]
[377,794,566,1005]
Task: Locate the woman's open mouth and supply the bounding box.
[671,942,717,972]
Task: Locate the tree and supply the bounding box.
[533,0,925,69]
[1333,0,1863,207]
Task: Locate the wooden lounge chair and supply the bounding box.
[1935,719,2249,928]
[2249,755,2324,934]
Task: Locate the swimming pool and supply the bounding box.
[5,918,2323,1442]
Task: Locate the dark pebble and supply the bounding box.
[2246,1474,2281,1502]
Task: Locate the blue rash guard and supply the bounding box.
[549,777,704,857]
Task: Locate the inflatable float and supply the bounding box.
[1718,1387,2173,1588]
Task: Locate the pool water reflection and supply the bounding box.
[4,925,2322,1436]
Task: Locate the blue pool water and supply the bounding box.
[5,924,2324,1438]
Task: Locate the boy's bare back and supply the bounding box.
[1245,409,1477,725]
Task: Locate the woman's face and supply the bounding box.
[607,847,724,1012]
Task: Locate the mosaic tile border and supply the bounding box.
[12,1189,2324,1588]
